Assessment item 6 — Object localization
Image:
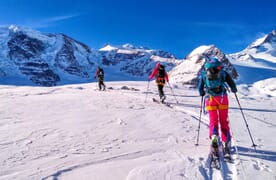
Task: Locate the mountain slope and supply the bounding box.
[246,30,276,63]
[228,30,276,84]
[0,25,96,86]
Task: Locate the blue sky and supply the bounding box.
[1,0,275,58]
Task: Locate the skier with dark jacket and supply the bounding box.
[198,56,237,157]
[148,62,169,103]
[94,66,106,91]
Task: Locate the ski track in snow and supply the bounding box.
[0,82,275,180]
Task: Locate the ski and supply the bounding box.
[224,155,232,163]
[223,147,234,163]
[206,137,236,179]
[209,145,221,170]
[152,98,173,108]
[210,155,221,170]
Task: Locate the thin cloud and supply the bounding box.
[25,13,84,29]
[43,14,81,23]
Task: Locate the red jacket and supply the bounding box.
[94,68,100,78]
[148,63,169,81]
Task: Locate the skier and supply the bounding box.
[148,62,169,103]
[198,56,237,158]
[94,66,106,91]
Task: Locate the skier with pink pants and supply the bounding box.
[198,56,237,156]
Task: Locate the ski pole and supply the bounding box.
[167,82,178,104]
[95,77,98,90]
[234,93,257,149]
[144,81,150,102]
[195,96,204,146]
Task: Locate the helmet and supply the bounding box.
[204,57,222,80]
[204,57,221,69]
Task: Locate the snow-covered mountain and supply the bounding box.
[1,25,275,89]
[228,30,276,66]
[0,25,179,86]
[243,30,276,63]
[99,43,179,78]
[0,25,97,86]
[227,30,276,84]
[169,45,238,86]
[169,30,276,88]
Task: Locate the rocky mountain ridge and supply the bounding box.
[0,25,275,86]
[0,25,178,86]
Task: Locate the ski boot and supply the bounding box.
[211,135,219,157]
[210,135,220,169]
[223,141,232,161]
[160,95,166,103]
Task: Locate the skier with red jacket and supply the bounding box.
[94,66,106,91]
[148,62,169,103]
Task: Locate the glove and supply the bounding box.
[199,90,205,96]
[231,88,237,93]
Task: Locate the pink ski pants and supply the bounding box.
[206,95,231,142]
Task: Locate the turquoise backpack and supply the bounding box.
[203,57,227,96]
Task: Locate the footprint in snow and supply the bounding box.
[117,118,127,125]
[251,159,272,172]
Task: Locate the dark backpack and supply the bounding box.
[98,68,104,78]
[157,64,166,78]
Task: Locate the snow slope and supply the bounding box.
[0,81,275,180]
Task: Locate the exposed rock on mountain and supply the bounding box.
[8,31,60,86]
[169,45,238,86]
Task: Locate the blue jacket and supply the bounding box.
[198,70,237,97]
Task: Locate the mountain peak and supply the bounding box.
[99,44,118,51]
[263,30,276,44]
[187,45,215,59]
[249,30,276,49]
[8,25,20,32]
[239,30,276,63]
[169,45,238,86]
[122,43,135,49]
[186,44,229,63]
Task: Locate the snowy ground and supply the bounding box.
[0,81,275,180]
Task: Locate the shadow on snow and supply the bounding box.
[237,146,276,162]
